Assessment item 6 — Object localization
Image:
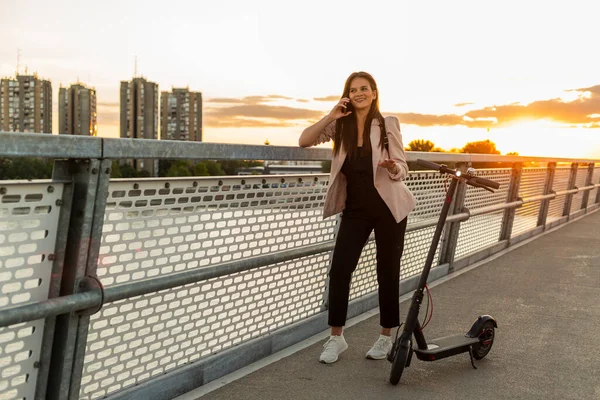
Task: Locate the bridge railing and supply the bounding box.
[1,132,599,400]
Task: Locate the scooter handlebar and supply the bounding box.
[473,176,500,190]
[415,158,501,190]
[416,159,442,171]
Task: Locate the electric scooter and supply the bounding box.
[388,159,501,385]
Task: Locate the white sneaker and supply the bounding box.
[366,334,393,360]
[319,335,348,364]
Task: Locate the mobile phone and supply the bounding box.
[343,101,354,114]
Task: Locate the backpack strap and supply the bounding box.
[381,117,390,155]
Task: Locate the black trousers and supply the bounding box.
[327,208,408,328]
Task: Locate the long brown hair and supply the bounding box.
[333,71,386,158]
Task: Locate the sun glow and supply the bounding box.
[488,119,598,158]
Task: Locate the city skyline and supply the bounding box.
[2,0,600,158]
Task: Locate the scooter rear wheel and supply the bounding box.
[389,339,409,385]
[472,321,495,360]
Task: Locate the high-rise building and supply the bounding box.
[0,74,52,133]
[58,83,97,136]
[160,88,203,142]
[120,77,159,176]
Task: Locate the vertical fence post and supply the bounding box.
[34,165,76,400]
[499,162,523,242]
[581,163,595,210]
[44,158,111,400]
[438,162,468,272]
[537,162,556,228]
[596,164,600,205]
[563,163,579,217]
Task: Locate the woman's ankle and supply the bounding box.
[331,327,343,336]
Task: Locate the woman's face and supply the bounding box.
[348,77,376,111]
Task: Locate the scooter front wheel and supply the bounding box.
[472,321,495,360]
[389,339,410,385]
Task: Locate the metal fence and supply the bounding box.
[1,132,599,400]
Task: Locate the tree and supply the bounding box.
[110,161,122,178]
[0,157,53,179]
[407,139,436,152]
[119,164,141,178]
[461,139,500,154]
[158,160,174,177]
[167,160,192,177]
[193,162,209,176]
[218,160,263,175]
[506,151,519,156]
[204,160,224,176]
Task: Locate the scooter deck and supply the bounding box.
[413,334,479,361]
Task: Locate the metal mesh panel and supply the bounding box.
[455,169,511,259]
[547,167,571,222]
[570,165,588,214]
[97,175,333,286]
[404,171,449,224]
[81,174,335,398]
[512,168,546,237]
[400,226,442,279]
[80,253,329,399]
[0,182,64,400]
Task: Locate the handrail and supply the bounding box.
[1,131,599,164]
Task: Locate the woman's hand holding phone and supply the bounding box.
[328,98,353,121]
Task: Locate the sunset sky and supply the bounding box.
[2,0,600,158]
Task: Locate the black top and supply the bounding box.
[341,146,388,218]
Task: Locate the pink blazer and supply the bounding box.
[314,116,416,223]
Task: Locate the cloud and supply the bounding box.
[96,102,119,125]
[203,117,300,128]
[388,112,465,127]
[204,104,324,128]
[98,101,119,108]
[206,98,245,104]
[464,86,600,127]
[267,94,293,100]
[97,108,119,125]
[571,85,600,95]
[96,84,600,131]
[313,95,339,102]
[207,94,293,105]
[393,85,600,129]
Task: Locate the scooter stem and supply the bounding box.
[401,177,460,344]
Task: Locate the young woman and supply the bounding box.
[299,71,416,364]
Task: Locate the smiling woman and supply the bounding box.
[298,71,417,365]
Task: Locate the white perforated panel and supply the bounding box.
[547,168,571,222]
[80,253,330,399]
[569,165,588,214]
[512,168,546,237]
[97,175,333,286]
[455,169,512,259]
[82,174,335,398]
[404,171,449,224]
[0,182,64,400]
